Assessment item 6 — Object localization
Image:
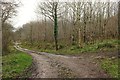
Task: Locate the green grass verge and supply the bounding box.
[2,47,32,78]
[101,58,119,78]
[20,39,119,55]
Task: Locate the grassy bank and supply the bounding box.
[21,39,119,55]
[101,58,119,78]
[2,47,32,78]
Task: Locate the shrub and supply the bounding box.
[97,42,114,49]
[58,44,64,49]
[70,45,80,50]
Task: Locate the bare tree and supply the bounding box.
[0,0,19,54]
[1,0,19,24]
[16,1,118,51]
[37,1,65,50]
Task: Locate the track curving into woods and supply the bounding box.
[14,43,114,78]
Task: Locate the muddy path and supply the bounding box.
[14,44,117,78]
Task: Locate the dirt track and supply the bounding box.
[15,44,118,78]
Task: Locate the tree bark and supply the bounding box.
[118,1,120,40]
[54,2,58,50]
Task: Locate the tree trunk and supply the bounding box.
[54,3,58,50]
[30,25,33,46]
[2,23,9,54]
[78,28,83,48]
[0,18,2,55]
[118,1,120,40]
[83,4,86,44]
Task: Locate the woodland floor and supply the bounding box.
[15,44,118,78]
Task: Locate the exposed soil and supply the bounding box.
[15,44,118,78]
